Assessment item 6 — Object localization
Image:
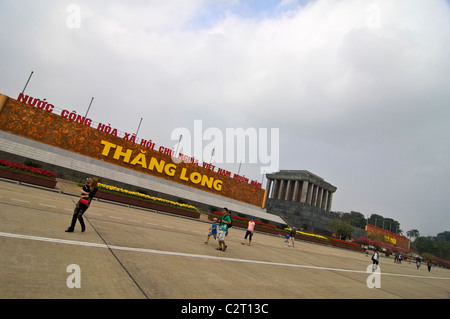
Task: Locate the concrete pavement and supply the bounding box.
[1,179,449,299]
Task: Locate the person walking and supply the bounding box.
[205,218,218,244]
[216,208,231,252]
[371,249,380,271]
[65,177,98,232]
[416,257,421,269]
[427,260,432,272]
[242,217,256,246]
[288,227,296,247]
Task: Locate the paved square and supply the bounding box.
[1,180,449,299]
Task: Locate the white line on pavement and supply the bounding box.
[10,198,30,203]
[39,203,57,208]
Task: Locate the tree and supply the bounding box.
[410,231,450,261]
[327,219,354,239]
[435,231,450,242]
[368,214,384,228]
[407,229,420,241]
[384,218,400,233]
[368,214,402,234]
[341,211,367,229]
[412,236,437,255]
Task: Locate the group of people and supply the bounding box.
[64,179,256,254]
[394,251,403,263]
[370,249,434,272]
[204,207,256,252]
[65,179,436,274]
[415,257,433,272]
[65,183,436,274]
[204,210,301,252]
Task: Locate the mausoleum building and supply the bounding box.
[264,170,339,236]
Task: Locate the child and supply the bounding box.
[205,218,218,244]
[371,249,379,271]
[242,217,256,246]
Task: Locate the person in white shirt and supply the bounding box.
[371,249,380,271]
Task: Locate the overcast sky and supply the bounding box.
[1,0,449,237]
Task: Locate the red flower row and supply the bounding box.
[328,237,360,247]
[0,159,56,180]
[425,254,450,268]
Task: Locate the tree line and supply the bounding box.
[410,231,450,261]
[331,211,401,234]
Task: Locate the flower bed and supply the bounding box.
[284,228,363,251]
[285,228,328,241]
[328,237,362,250]
[96,183,200,219]
[421,253,450,269]
[98,183,198,212]
[0,160,57,188]
[0,159,56,179]
[329,237,361,248]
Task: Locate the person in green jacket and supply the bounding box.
[216,207,231,252]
